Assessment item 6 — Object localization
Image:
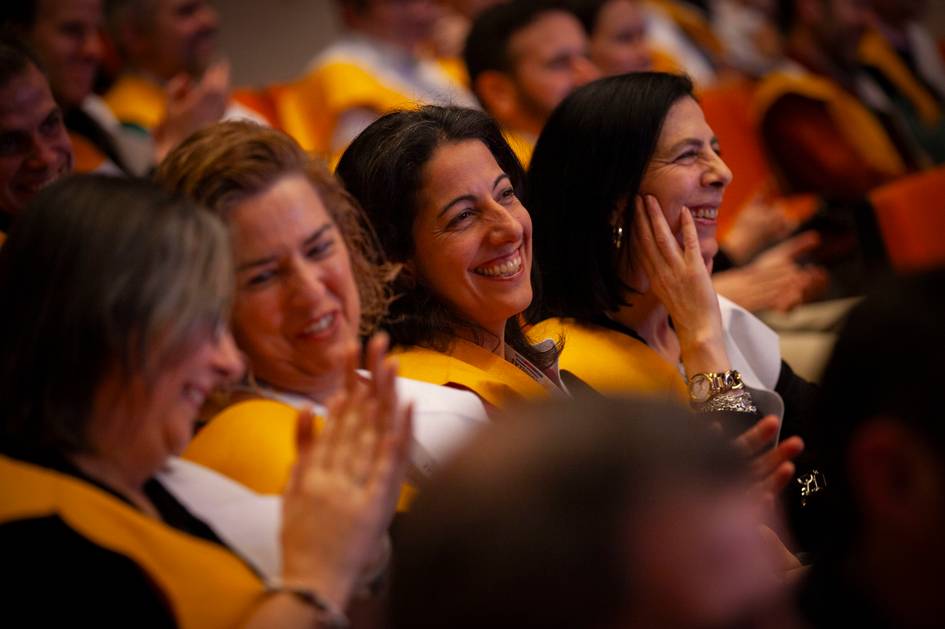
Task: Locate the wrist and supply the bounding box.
[266,581,350,629]
[678,334,730,375]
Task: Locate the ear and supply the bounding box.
[848,418,940,532]
[474,70,520,124]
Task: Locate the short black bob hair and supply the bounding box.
[336,105,555,368]
[525,72,695,324]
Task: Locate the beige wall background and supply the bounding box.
[218,0,343,87]
[219,0,945,88]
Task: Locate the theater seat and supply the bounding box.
[870,166,945,271]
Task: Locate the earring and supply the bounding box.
[612,224,623,250]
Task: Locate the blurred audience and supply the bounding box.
[3,0,153,175]
[757,0,914,203]
[711,0,783,78]
[392,396,803,629]
[464,0,599,166]
[0,38,72,235]
[301,0,477,159]
[859,0,945,163]
[801,269,945,627]
[565,0,654,75]
[104,0,263,161]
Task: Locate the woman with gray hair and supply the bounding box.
[0,175,411,627]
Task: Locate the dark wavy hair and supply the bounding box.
[336,105,556,369]
[525,72,694,323]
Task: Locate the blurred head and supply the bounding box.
[443,0,508,19]
[464,0,599,135]
[527,72,730,322]
[566,0,652,75]
[393,396,789,629]
[337,106,553,367]
[0,175,240,474]
[814,270,945,622]
[778,0,870,67]
[106,0,219,79]
[337,0,440,50]
[870,0,926,27]
[0,39,73,217]
[4,0,104,108]
[157,121,391,399]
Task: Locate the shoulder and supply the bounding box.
[182,398,303,494]
[531,318,687,398]
[0,515,177,627]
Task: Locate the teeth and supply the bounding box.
[474,253,523,277]
[691,207,718,220]
[303,312,335,335]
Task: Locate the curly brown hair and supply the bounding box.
[154,120,394,336]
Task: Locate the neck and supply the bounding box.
[453,322,507,358]
[68,451,158,517]
[610,292,679,363]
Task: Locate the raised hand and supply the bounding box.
[631,194,730,373]
[154,59,231,161]
[734,415,804,499]
[278,333,412,612]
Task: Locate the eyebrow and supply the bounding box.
[436,174,511,218]
[664,136,720,156]
[236,223,333,271]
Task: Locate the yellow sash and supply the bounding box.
[104,73,166,131]
[0,455,264,628]
[392,339,550,409]
[183,398,417,510]
[529,318,687,399]
[503,128,535,169]
[858,28,941,126]
[754,69,907,177]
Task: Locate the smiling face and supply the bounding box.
[228,174,361,400]
[144,0,219,78]
[0,64,73,216]
[638,96,732,264]
[587,0,651,76]
[92,325,243,481]
[413,140,533,340]
[508,10,599,132]
[27,0,104,108]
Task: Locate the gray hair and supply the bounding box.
[0,174,233,455]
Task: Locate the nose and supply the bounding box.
[211,328,245,381]
[26,136,62,172]
[200,2,220,31]
[572,54,600,87]
[703,152,733,189]
[82,31,104,62]
[287,260,328,308]
[485,199,525,245]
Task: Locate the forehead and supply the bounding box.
[654,97,711,150]
[0,66,57,131]
[420,140,504,202]
[37,0,103,22]
[509,11,587,63]
[230,174,332,244]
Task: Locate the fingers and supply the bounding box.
[734,415,780,457]
[643,194,685,265]
[752,436,804,482]
[678,206,702,265]
[773,230,821,261]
